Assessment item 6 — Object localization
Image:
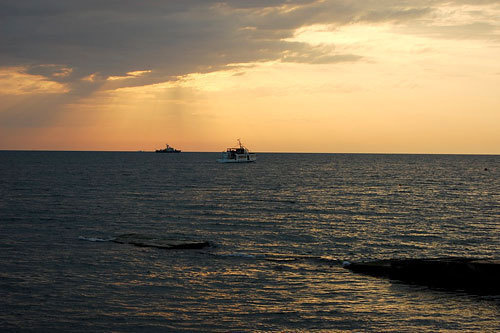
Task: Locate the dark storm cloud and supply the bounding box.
[0,0,498,90]
[1,0,498,130]
[0,1,427,85]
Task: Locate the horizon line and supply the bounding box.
[1,149,499,156]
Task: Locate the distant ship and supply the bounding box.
[217,139,256,163]
[155,144,181,153]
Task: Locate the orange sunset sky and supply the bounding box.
[1,1,499,153]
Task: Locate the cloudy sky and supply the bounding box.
[1,0,499,153]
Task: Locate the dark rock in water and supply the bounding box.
[112,233,210,250]
[343,258,500,295]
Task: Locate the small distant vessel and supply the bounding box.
[217,139,256,163]
[155,144,181,153]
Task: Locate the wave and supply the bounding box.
[207,252,344,266]
[216,252,257,259]
[78,236,113,242]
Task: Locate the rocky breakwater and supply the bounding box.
[112,233,210,250]
[343,258,500,295]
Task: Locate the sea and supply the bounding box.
[0,151,499,332]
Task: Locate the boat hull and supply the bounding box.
[217,158,255,163]
[217,153,256,163]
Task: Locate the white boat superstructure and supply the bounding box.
[217,139,256,163]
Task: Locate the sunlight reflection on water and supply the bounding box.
[0,152,498,331]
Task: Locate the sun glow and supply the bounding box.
[107,70,152,81]
[0,66,69,95]
[1,2,499,153]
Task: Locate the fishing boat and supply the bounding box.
[217,139,256,163]
[155,144,181,153]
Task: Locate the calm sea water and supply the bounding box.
[0,151,499,332]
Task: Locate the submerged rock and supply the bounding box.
[343,258,500,295]
[112,233,210,250]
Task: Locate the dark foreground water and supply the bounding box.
[0,151,499,332]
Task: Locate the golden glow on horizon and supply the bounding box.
[1,11,499,153]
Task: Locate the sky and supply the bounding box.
[1,0,499,153]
